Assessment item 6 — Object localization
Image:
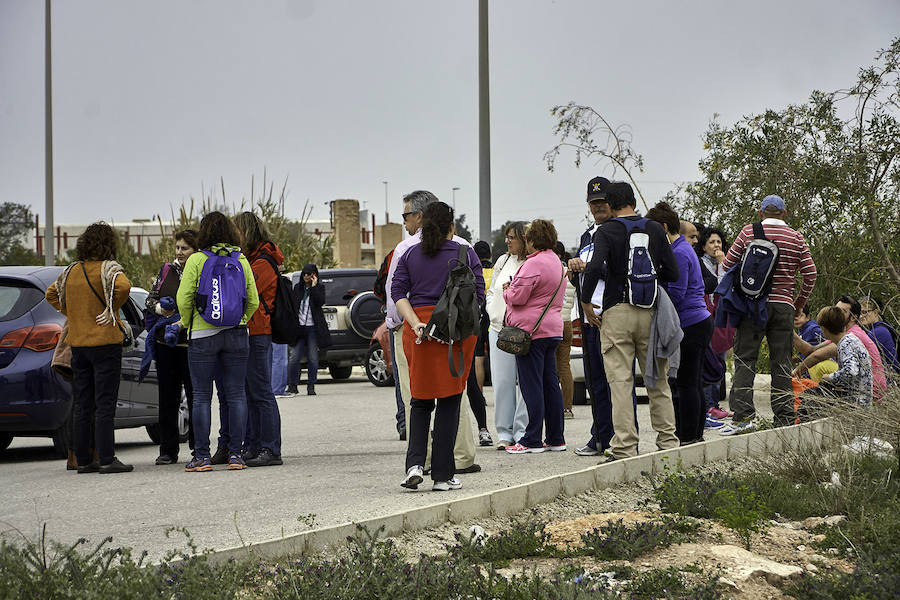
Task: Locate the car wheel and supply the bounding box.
[365,343,394,387]
[146,424,161,445]
[347,291,383,339]
[328,365,353,380]
[50,411,72,459]
[0,433,13,452]
[573,381,588,405]
[178,394,191,443]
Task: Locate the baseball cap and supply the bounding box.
[586,176,610,202]
[760,195,785,211]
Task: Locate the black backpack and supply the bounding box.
[736,223,779,300]
[372,249,393,303]
[257,254,301,345]
[423,244,481,377]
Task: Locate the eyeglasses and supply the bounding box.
[505,234,517,241]
[402,211,416,222]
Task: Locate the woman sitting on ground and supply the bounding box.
[859,296,899,373]
[391,201,485,492]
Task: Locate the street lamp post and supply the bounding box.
[382,181,389,225]
[451,187,460,211]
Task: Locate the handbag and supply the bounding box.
[496,266,566,356]
[51,322,73,380]
[81,262,134,347]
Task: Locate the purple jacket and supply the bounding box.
[391,240,485,309]
[502,249,565,340]
[667,235,710,328]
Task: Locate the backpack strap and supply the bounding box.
[752,222,768,241]
[255,252,280,316]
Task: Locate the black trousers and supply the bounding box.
[71,344,122,466]
[156,344,194,458]
[466,354,488,430]
[671,317,713,443]
[406,393,461,482]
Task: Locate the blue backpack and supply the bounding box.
[614,217,658,309]
[736,223,779,300]
[195,250,247,327]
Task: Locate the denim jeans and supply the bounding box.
[389,328,405,432]
[488,329,528,444]
[515,337,565,449]
[189,328,250,459]
[271,343,288,396]
[243,334,282,455]
[288,326,318,386]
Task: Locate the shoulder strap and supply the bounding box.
[80,262,107,306]
[455,242,468,267]
[530,265,567,335]
[752,222,767,241]
[256,253,281,316]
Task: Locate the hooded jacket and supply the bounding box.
[246,241,285,336]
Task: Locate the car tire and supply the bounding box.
[328,365,353,380]
[347,291,383,339]
[0,433,13,452]
[573,381,588,405]
[365,343,394,387]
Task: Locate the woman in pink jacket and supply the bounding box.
[502,219,567,454]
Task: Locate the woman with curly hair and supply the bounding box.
[176,211,259,472]
[46,222,133,474]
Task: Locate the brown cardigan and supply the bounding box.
[46,262,132,348]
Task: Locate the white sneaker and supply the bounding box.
[719,421,755,436]
[574,445,599,456]
[401,465,424,489]
[432,477,462,491]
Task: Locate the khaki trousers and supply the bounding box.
[599,303,678,458]
[395,327,476,469]
[555,321,574,410]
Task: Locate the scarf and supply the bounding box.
[95,260,126,326]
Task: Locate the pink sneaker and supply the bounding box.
[708,407,733,419]
[505,443,546,454]
[543,442,567,452]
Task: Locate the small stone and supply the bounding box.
[797,545,806,552]
[808,554,830,565]
[805,564,818,573]
[718,577,740,590]
[827,547,840,556]
[824,515,846,526]
[811,534,826,542]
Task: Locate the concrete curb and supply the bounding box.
[204,419,833,565]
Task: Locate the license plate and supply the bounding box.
[324,312,338,330]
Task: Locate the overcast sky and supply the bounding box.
[2,0,899,246]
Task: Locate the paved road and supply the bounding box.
[0,370,773,560]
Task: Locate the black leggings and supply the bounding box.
[405,393,462,482]
[671,317,713,443]
[466,354,487,430]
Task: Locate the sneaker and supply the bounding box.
[705,416,727,429]
[543,442,567,452]
[76,461,100,474]
[401,465,424,489]
[708,407,733,419]
[563,408,575,420]
[574,445,599,456]
[286,385,299,394]
[719,421,755,436]
[496,440,514,451]
[456,463,482,474]
[241,449,259,462]
[307,385,316,396]
[598,454,620,464]
[228,454,246,470]
[246,448,279,467]
[210,446,228,465]
[505,442,545,454]
[432,477,462,491]
[185,457,212,472]
[155,454,177,465]
[99,458,134,474]
[478,428,493,447]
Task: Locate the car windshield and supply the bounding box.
[319,274,376,305]
[0,281,45,322]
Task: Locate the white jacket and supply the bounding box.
[486,253,525,332]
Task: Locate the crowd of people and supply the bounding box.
[46,180,898,484]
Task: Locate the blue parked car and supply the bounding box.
[0,266,188,458]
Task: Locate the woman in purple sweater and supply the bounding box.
[503,220,567,454]
[647,203,712,445]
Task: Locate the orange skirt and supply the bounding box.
[402,305,476,399]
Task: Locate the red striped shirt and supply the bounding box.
[723,220,817,309]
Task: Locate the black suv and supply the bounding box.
[290,268,383,379]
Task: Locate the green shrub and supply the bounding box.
[713,486,767,549]
[446,519,563,565]
[580,516,697,561]
[625,566,722,600]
